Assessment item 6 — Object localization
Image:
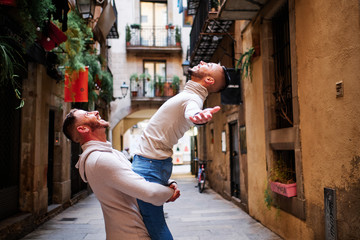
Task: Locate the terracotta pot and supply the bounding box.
[163,82,174,97]
[270,181,297,197]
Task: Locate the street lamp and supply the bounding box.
[76,0,95,19]
[120,82,129,98]
[182,59,190,76]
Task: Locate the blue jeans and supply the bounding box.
[132,155,174,240]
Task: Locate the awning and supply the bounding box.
[217,0,268,20]
[93,1,116,44]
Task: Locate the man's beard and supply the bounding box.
[188,68,204,79]
[88,120,109,131]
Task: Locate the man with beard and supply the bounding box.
[62,109,180,240]
[132,61,230,240]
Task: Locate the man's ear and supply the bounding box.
[77,125,89,134]
[204,76,215,85]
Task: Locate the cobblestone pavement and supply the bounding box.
[21,165,282,240]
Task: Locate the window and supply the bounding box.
[272,2,293,129]
[183,8,193,27]
[263,1,305,220]
[140,1,167,46]
[143,60,166,97]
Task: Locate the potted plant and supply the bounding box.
[175,27,181,46]
[59,11,113,105]
[172,75,180,94]
[154,74,164,97]
[165,23,174,30]
[130,23,141,29]
[139,72,151,81]
[235,47,255,81]
[130,73,139,97]
[0,36,25,108]
[269,158,296,198]
[126,24,131,46]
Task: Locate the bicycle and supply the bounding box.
[195,159,211,193]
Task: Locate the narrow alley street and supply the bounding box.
[21,165,281,240]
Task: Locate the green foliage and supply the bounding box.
[264,183,273,210]
[270,159,296,184]
[175,27,181,43]
[235,47,255,81]
[130,73,138,81]
[0,36,25,109]
[172,75,180,91]
[126,25,131,42]
[139,72,151,81]
[16,0,55,48]
[130,23,141,29]
[58,10,113,105]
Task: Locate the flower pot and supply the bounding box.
[126,42,130,46]
[131,91,138,97]
[270,181,297,197]
[163,82,174,97]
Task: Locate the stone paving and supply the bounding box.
[21,165,282,240]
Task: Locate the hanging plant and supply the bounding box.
[0,36,25,108]
[235,47,255,81]
[58,10,113,105]
[139,72,151,81]
[14,0,55,49]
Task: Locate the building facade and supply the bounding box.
[108,0,191,151]
[0,1,115,239]
[190,0,360,239]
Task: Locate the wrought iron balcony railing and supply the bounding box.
[126,26,180,47]
[130,76,180,98]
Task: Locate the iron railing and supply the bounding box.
[190,0,211,58]
[128,26,179,47]
[130,77,180,98]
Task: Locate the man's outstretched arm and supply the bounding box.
[189,106,221,125]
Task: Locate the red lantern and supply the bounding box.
[64,67,89,102]
[38,21,67,51]
[0,0,16,6]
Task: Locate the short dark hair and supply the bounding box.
[62,109,79,142]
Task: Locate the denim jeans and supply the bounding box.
[132,155,174,240]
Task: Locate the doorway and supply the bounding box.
[229,121,240,198]
[47,110,55,204]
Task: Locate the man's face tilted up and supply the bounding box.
[188,61,227,93]
[63,109,109,144]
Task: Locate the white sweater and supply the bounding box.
[135,80,208,159]
[76,141,173,240]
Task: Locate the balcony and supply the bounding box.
[217,0,269,20]
[126,25,182,55]
[129,74,180,100]
[189,0,233,66]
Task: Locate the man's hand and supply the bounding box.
[167,183,180,202]
[189,106,221,125]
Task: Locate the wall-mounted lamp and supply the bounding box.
[182,59,190,76]
[76,0,95,19]
[119,81,129,99]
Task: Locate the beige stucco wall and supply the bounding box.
[296,0,360,238]
[240,0,360,239]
